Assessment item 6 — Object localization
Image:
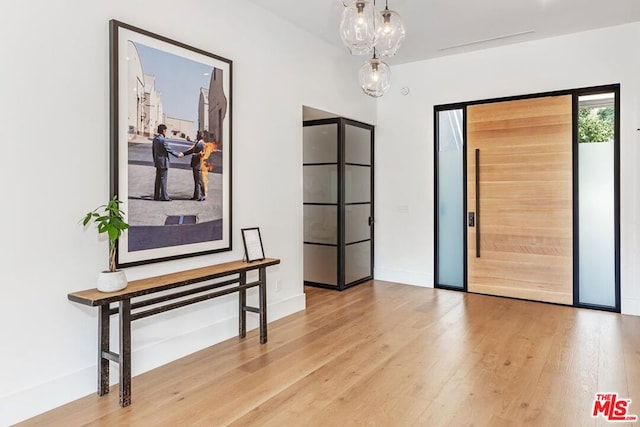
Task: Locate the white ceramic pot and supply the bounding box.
[97,270,128,293]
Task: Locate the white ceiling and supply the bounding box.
[245,0,640,65]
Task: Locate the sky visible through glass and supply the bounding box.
[135,42,213,135]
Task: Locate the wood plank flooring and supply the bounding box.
[19,281,640,426]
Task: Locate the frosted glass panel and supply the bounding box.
[345,165,370,203]
[304,205,337,244]
[578,141,615,307]
[345,124,371,165]
[345,241,371,284]
[303,124,337,164]
[437,109,464,288]
[345,204,370,244]
[303,165,338,203]
[439,109,464,152]
[304,244,337,286]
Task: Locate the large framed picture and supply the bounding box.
[110,20,232,268]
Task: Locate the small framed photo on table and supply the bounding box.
[241,227,265,262]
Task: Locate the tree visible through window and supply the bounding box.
[578,106,614,143]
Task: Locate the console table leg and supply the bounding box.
[259,267,267,344]
[119,299,132,407]
[239,271,247,338]
[98,304,110,396]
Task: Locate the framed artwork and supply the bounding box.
[109,20,232,268]
[241,228,265,262]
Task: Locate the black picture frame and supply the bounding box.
[241,228,265,262]
[110,20,232,268]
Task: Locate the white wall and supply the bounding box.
[375,23,640,315]
[3,3,637,424]
[0,1,376,424]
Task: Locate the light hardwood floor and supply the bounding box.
[20,281,640,426]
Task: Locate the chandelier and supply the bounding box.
[339,0,405,97]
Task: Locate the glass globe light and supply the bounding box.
[375,6,405,56]
[340,1,382,55]
[358,55,391,97]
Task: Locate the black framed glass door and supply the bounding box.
[303,118,374,290]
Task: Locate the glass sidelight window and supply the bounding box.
[576,91,618,309]
[435,108,465,289]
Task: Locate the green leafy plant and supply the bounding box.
[578,106,614,143]
[82,195,129,272]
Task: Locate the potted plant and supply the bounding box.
[81,195,130,292]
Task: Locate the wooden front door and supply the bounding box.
[467,95,573,305]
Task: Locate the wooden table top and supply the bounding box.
[68,258,281,306]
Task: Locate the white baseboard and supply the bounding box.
[374,267,433,288]
[622,298,640,316]
[0,293,306,426]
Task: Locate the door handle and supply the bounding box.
[368,216,373,226]
[475,148,480,258]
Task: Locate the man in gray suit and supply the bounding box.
[152,124,183,201]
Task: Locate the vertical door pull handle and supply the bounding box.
[475,148,480,258]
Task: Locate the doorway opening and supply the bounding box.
[302,106,375,290]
